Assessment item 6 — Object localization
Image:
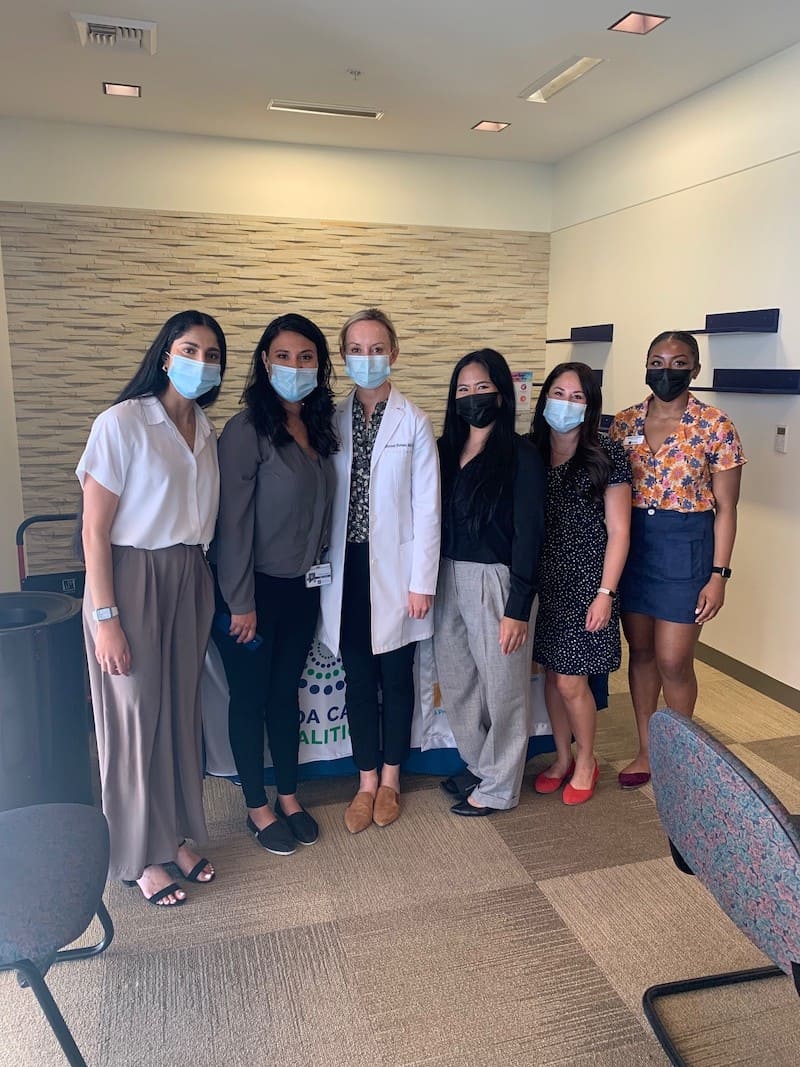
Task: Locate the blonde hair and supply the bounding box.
[338,307,399,355]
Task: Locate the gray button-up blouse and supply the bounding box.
[213,410,335,615]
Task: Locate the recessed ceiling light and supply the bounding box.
[608,11,670,34]
[472,120,510,132]
[268,99,383,119]
[103,82,141,97]
[519,57,604,104]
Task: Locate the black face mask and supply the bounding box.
[456,393,499,428]
[646,368,693,403]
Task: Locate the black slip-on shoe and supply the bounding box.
[274,799,319,845]
[246,815,297,855]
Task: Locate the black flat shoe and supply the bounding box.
[439,770,481,799]
[450,799,499,817]
[246,815,297,855]
[274,798,319,845]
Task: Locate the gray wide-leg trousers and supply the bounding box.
[433,559,533,810]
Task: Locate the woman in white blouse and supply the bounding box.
[77,310,226,908]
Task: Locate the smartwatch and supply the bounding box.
[597,587,617,599]
[92,606,119,622]
[710,566,732,579]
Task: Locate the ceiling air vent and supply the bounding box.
[71,12,158,54]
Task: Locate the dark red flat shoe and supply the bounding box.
[618,770,651,789]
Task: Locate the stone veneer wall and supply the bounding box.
[0,202,548,571]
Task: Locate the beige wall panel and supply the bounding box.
[0,202,548,572]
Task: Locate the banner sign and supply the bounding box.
[201,636,572,781]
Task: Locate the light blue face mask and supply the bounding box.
[166,353,221,400]
[269,363,318,403]
[345,354,391,390]
[543,396,586,434]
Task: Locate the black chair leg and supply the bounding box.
[668,838,694,876]
[15,959,88,1067]
[643,965,784,1067]
[56,900,114,963]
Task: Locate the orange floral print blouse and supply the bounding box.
[608,394,746,512]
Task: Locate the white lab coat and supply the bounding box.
[318,386,441,656]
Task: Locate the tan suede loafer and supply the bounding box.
[344,791,375,834]
[373,786,401,827]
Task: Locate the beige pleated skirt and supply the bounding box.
[83,544,214,881]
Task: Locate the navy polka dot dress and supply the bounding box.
[533,438,631,677]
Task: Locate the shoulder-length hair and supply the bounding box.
[242,313,338,457]
[438,348,516,532]
[529,361,610,501]
[116,309,227,408]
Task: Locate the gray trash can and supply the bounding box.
[0,591,94,812]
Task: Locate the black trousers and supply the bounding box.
[339,542,417,771]
[213,571,319,807]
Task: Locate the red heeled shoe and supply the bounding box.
[562,760,599,806]
[534,758,576,794]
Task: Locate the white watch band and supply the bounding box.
[92,606,119,622]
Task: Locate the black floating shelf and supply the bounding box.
[692,368,800,395]
[689,308,780,335]
[546,323,614,344]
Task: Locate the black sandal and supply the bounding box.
[122,879,188,906]
[173,841,215,883]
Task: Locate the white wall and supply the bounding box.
[0,117,552,231]
[0,116,552,592]
[549,44,800,689]
[553,42,800,231]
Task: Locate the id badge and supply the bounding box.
[305,562,332,588]
[625,434,645,446]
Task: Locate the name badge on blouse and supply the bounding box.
[625,435,645,446]
[305,562,332,588]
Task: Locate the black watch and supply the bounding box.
[711,566,732,579]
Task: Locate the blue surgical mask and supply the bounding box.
[544,397,586,434]
[166,353,221,400]
[345,354,391,390]
[269,363,318,403]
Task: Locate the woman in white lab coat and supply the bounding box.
[318,308,440,833]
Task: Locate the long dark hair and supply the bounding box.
[438,349,516,532]
[73,310,227,557]
[115,309,227,408]
[242,313,338,457]
[530,361,610,502]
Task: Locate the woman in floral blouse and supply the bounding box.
[609,331,745,788]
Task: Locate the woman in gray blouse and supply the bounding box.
[212,314,337,854]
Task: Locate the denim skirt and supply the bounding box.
[619,508,714,624]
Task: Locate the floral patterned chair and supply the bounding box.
[0,803,114,1066]
[645,707,800,1067]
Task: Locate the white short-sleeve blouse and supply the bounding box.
[76,396,220,550]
